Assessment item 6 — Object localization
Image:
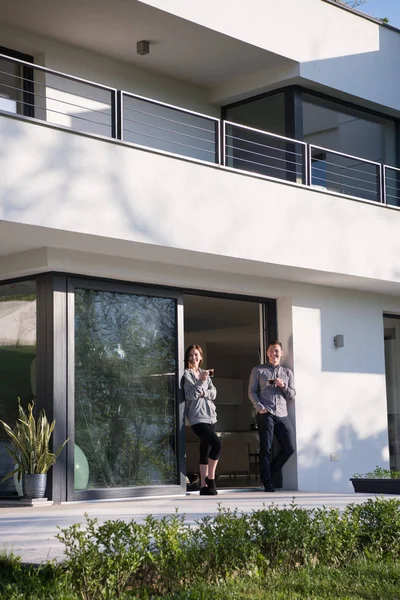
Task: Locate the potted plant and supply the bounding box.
[350,465,400,494]
[0,399,69,499]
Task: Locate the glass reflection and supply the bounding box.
[0,280,36,496]
[74,289,177,490]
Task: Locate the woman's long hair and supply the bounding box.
[184,344,204,369]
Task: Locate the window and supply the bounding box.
[0,46,34,117]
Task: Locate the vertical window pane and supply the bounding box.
[0,280,36,496]
[303,93,397,166]
[0,57,22,114]
[74,289,178,490]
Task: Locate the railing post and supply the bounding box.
[377,164,385,204]
[381,164,387,205]
[116,91,123,141]
[215,120,221,165]
[306,144,312,188]
[222,120,226,167]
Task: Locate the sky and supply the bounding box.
[357,0,400,28]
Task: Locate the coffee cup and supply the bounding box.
[208,369,215,377]
[268,378,276,385]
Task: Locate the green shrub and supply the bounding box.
[194,507,263,580]
[352,465,400,479]
[40,496,400,598]
[142,511,196,594]
[57,514,153,599]
[346,497,400,557]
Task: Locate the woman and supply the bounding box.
[183,344,221,495]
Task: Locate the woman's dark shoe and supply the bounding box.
[199,486,209,495]
[205,477,218,495]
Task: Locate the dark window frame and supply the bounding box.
[0,45,34,118]
[0,272,277,503]
[222,85,400,168]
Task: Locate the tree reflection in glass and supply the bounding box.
[74,289,177,490]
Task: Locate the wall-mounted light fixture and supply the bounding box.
[333,334,344,348]
[137,40,150,56]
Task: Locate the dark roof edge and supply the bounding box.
[321,0,400,34]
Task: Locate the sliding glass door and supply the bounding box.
[70,281,182,498]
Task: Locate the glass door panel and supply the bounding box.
[0,280,36,497]
[74,288,178,490]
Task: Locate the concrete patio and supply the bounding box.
[0,488,391,565]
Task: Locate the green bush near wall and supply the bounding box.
[1,497,400,599]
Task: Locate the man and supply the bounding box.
[248,340,296,492]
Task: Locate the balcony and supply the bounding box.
[1,52,399,209]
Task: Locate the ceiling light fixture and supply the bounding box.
[137,40,150,56]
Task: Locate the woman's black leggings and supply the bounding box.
[191,422,222,464]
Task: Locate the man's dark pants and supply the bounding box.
[256,412,295,486]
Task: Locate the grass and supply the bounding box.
[166,558,400,599]
[0,555,399,599]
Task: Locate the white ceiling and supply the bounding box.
[0,0,291,88]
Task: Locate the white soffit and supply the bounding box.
[0,0,293,88]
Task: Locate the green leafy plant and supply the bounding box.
[0,398,69,482]
[352,465,400,479]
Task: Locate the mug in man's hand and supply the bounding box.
[208,369,215,377]
[268,378,276,385]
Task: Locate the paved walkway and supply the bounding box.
[0,488,389,564]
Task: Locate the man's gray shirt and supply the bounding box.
[248,362,295,417]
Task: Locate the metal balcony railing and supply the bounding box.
[384,166,400,207]
[224,121,307,185]
[309,145,382,204]
[121,92,219,164]
[0,52,399,210]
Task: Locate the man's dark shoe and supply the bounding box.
[264,483,275,492]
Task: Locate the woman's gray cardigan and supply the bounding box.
[183,368,217,426]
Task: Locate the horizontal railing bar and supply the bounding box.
[122,90,219,123]
[123,115,216,145]
[312,159,379,181]
[225,120,307,147]
[0,80,112,119]
[310,143,382,168]
[228,154,303,177]
[123,104,216,136]
[225,144,300,167]
[226,134,304,158]
[0,97,112,130]
[122,126,216,156]
[312,174,379,196]
[385,165,400,174]
[0,69,114,106]
[385,176,400,185]
[0,52,117,93]
[385,183,400,192]
[311,165,378,189]
[386,193,400,200]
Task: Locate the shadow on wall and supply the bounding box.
[298,423,388,493]
[302,27,400,117]
[0,118,168,247]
